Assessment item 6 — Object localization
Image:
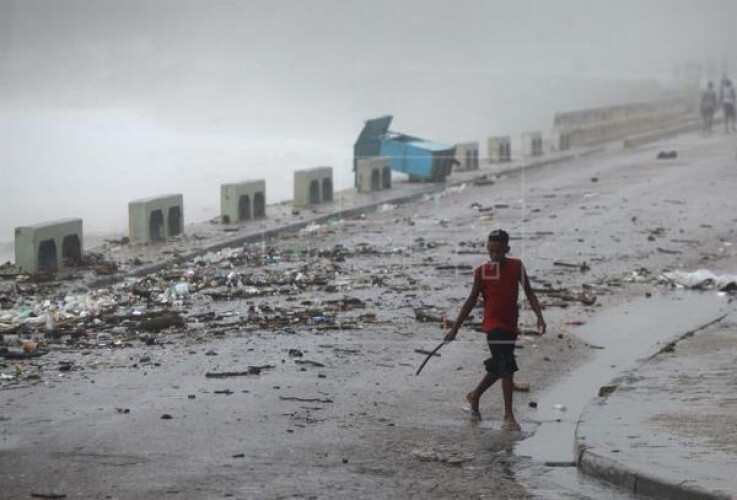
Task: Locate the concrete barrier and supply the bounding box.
[129,194,184,243]
[294,167,333,206]
[15,218,83,274]
[521,132,543,157]
[453,142,480,171]
[356,157,391,193]
[487,136,512,163]
[553,98,691,147]
[221,180,266,223]
[552,131,571,151]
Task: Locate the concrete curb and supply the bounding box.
[574,313,733,500]
[623,116,725,148]
[576,448,732,500]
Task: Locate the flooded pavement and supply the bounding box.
[515,291,729,467]
[575,307,737,499]
[2,130,737,498]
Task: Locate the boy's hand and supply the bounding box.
[443,330,457,342]
[537,317,547,335]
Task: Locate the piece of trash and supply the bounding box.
[171,282,190,296]
[579,293,597,306]
[598,385,617,397]
[232,453,245,458]
[21,341,38,354]
[553,261,590,272]
[116,408,130,414]
[294,359,325,368]
[288,348,303,358]
[656,150,677,159]
[553,404,567,411]
[187,394,196,399]
[513,382,530,392]
[528,401,538,408]
[214,389,233,395]
[279,396,333,403]
[161,414,173,420]
[205,365,272,378]
[140,312,185,333]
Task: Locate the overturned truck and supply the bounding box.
[354,115,456,182]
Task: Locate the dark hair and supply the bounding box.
[488,229,509,245]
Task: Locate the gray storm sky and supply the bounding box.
[1,0,735,109]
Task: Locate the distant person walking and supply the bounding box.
[444,229,546,431]
[701,81,718,133]
[720,79,736,133]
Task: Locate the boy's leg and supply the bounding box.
[467,372,498,411]
[501,375,521,430]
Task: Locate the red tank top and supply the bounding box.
[474,257,522,334]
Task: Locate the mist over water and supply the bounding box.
[1,0,735,262]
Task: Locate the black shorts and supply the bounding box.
[484,329,519,378]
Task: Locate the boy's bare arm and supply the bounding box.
[444,273,481,342]
[521,263,546,334]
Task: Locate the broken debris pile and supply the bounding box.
[661,269,737,291]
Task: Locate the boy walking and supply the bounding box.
[444,229,546,431]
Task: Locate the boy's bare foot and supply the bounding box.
[501,417,521,431]
[464,392,481,417]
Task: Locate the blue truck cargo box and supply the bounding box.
[354,116,456,182]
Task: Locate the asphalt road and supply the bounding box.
[2,130,736,499]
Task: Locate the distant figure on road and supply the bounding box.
[444,229,546,431]
[701,81,718,133]
[720,79,736,133]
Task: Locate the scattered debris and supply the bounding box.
[661,269,737,291]
[656,150,678,159]
[279,396,333,404]
[205,366,272,378]
[294,359,325,368]
[598,385,617,397]
[553,261,590,272]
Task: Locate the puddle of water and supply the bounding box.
[515,290,728,466]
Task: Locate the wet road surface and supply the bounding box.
[2,131,737,499]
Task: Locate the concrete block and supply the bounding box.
[14,218,84,274]
[453,142,480,171]
[356,157,391,193]
[521,131,544,157]
[294,167,333,206]
[487,136,512,163]
[555,131,571,151]
[128,194,184,243]
[221,180,266,224]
